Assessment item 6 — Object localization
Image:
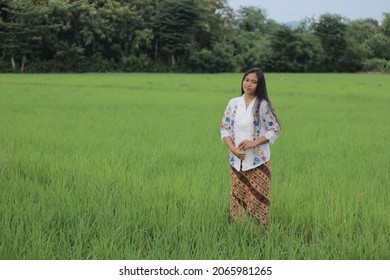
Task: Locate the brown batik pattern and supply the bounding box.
[229,161,271,227]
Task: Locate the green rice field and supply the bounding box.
[0,73,389,260]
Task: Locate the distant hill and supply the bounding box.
[283,20,300,29]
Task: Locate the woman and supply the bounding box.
[220,68,280,228]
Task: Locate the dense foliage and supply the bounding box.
[1,0,389,73]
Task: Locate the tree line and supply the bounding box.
[1,0,389,73]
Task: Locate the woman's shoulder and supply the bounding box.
[259,99,271,110]
[259,99,268,106]
[227,96,242,105]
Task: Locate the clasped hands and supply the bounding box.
[231,140,256,160]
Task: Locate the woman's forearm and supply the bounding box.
[238,136,269,151]
[253,136,269,146]
[223,136,236,152]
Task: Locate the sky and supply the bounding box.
[227,0,390,23]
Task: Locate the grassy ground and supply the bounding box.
[0,73,389,259]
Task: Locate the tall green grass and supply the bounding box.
[0,73,389,259]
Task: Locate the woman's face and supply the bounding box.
[242,72,258,96]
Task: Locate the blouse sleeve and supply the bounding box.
[261,100,280,144]
[220,99,233,140]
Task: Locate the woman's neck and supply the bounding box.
[243,93,256,109]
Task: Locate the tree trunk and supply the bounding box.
[171,53,176,67]
[154,39,158,61]
[21,55,26,73]
[11,56,16,71]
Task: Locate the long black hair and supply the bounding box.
[241,67,280,126]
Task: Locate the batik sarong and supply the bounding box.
[230,161,271,227]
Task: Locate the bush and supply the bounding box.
[121,54,153,72]
[188,48,214,72]
[85,53,115,72]
[362,58,390,73]
[0,57,11,73]
[52,44,86,72]
[189,43,236,73]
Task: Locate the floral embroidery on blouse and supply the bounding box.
[220,96,280,171]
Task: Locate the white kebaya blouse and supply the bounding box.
[220,96,280,171]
